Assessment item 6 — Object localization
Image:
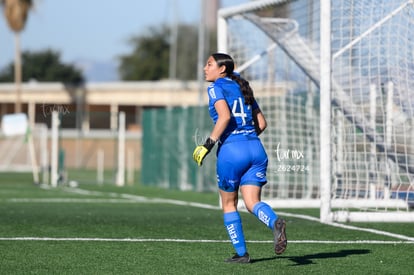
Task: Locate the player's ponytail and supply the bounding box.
[211,53,255,105]
[229,73,255,105]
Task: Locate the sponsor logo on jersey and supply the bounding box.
[231,129,255,135]
[256,172,265,178]
[208,87,216,99]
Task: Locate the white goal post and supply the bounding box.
[49,111,127,187]
[217,0,414,222]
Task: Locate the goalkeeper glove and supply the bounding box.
[192,137,216,166]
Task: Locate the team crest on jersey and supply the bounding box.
[208,86,216,99]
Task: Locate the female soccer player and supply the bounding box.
[192,53,287,263]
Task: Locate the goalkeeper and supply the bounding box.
[193,53,287,263]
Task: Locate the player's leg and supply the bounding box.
[240,184,287,255]
[240,185,278,229]
[217,143,250,263]
[239,139,278,230]
[240,139,287,255]
[219,189,250,263]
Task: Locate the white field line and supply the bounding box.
[276,212,414,242]
[327,220,414,242]
[4,187,414,242]
[0,237,413,244]
[62,187,222,210]
[6,198,137,203]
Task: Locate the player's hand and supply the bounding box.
[192,137,216,166]
[192,145,210,166]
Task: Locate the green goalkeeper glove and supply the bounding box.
[192,137,216,166]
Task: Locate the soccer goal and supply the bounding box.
[47,111,132,187]
[218,0,414,222]
[0,113,48,184]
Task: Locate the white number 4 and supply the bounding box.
[232,97,247,126]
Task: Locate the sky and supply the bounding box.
[0,0,249,82]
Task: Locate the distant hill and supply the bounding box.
[74,59,119,83]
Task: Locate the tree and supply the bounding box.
[118,23,216,81]
[1,0,31,30]
[0,49,85,85]
[119,25,170,81]
[1,0,33,113]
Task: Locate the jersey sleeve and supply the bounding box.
[207,83,225,105]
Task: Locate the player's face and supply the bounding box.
[204,56,225,82]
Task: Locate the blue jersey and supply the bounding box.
[207,77,259,144]
[207,76,268,191]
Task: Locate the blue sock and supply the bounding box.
[223,211,247,256]
[252,202,278,230]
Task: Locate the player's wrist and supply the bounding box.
[203,137,217,151]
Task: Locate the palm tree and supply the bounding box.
[1,0,33,113]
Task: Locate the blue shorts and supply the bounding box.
[216,139,268,192]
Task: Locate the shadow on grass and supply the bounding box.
[250,256,278,263]
[251,249,371,265]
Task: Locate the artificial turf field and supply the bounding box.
[0,173,413,274]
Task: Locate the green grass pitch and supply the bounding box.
[0,172,413,274]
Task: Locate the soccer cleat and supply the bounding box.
[224,253,251,263]
[273,218,287,255]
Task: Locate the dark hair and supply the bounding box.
[211,53,255,105]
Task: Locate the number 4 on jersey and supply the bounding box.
[232,97,247,126]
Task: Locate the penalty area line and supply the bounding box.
[0,237,413,244]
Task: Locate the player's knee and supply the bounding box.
[220,197,238,212]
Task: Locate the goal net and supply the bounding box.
[0,113,48,184]
[218,0,414,222]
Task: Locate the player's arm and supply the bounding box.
[252,107,267,136]
[210,99,231,141]
[192,99,230,166]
